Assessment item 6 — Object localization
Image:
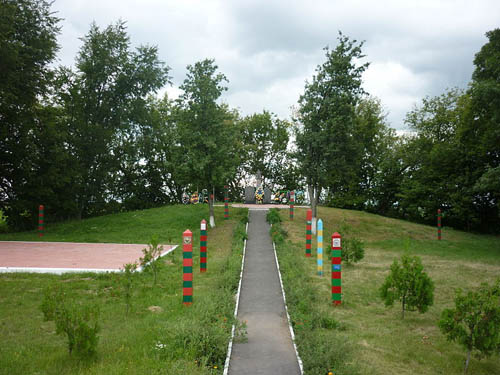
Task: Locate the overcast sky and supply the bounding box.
[51,0,499,130]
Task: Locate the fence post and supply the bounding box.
[224,185,229,220]
[437,209,442,240]
[200,220,207,272]
[306,209,312,257]
[38,205,44,238]
[332,232,342,305]
[317,218,323,275]
[289,190,295,220]
[183,229,193,305]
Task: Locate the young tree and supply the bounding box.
[176,59,239,227]
[295,32,369,233]
[438,281,500,374]
[380,254,434,319]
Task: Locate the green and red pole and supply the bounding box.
[437,209,442,240]
[38,205,44,237]
[332,232,342,305]
[200,220,207,272]
[289,190,295,220]
[183,229,193,305]
[224,185,229,220]
[306,209,312,257]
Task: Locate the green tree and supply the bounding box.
[380,254,434,319]
[439,281,500,374]
[240,111,291,189]
[0,0,61,229]
[176,59,239,227]
[57,21,170,218]
[295,32,369,232]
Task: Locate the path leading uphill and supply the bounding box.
[228,209,301,375]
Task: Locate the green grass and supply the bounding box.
[276,206,500,375]
[0,205,248,374]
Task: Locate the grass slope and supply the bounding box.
[276,206,500,375]
[0,204,248,374]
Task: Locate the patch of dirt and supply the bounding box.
[148,305,163,313]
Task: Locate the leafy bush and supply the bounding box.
[122,262,137,315]
[380,254,434,319]
[438,281,500,374]
[266,208,282,224]
[270,222,288,244]
[40,286,100,358]
[140,236,164,285]
[338,218,365,264]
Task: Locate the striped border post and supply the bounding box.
[317,218,323,275]
[224,185,229,220]
[306,209,312,257]
[200,219,207,272]
[289,190,295,220]
[331,232,342,305]
[437,209,442,240]
[183,229,193,305]
[38,205,44,237]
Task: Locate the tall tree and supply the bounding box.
[176,59,239,227]
[57,21,170,218]
[295,33,369,231]
[0,0,61,229]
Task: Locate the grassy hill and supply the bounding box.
[0,204,248,375]
[276,206,500,375]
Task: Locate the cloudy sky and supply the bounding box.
[52,0,499,130]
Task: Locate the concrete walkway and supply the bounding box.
[229,209,301,375]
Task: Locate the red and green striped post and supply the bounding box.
[306,209,312,257]
[437,209,442,240]
[183,229,193,305]
[331,232,342,305]
[38,205,44,237]
[200,219,207,272]
[289,190,295,220]
[224,185,229,220]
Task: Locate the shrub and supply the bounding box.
[380,254,434,319]
[140,236,164,285]
[338,218,365,264]
[438,281,500,374]
[266,208,282,224]
[40,286,100,358]
[122,262,137,315]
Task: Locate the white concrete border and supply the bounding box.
[272,229,304,374]
[223,219,249,375]
[0,245,178,274]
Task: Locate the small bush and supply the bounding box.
[140,236,164,285]
[438,280,500,374]
[40,286,100,358]
[266,208,282,224]
[122,262,137,315]
[338,218,365,265]
[380,254,434,319]
[270,223,288,244]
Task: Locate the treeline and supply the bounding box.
[0,1,294,230]
[1,1,499,233]
[294,31,500,233]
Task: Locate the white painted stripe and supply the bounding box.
[0,245,178,274]
[272,227,304,374]
[223,217,249,375]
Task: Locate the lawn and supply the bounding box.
[0,204,248,375]
[275,206,500,375]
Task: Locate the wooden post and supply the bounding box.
[306,209,312,257]
[317,218,323,275]
[183,229,193,305]
[437,209,442,240]
[200,220,207,272]
[332,232,342,305]
[38,205,44,237]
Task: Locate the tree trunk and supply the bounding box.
[308,185,319,234]
[464,349,471,374]
[209,194,215,228]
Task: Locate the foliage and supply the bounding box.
[40,286,100,358]
[139,236,164,286]
[266,208,282,224]
[338,218,365,264]
[380,254,434,319]
[295,32,369,221]
[438,281,500,374]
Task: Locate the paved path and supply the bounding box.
[229,209,300,375]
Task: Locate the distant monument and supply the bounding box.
[244,170,271,204]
